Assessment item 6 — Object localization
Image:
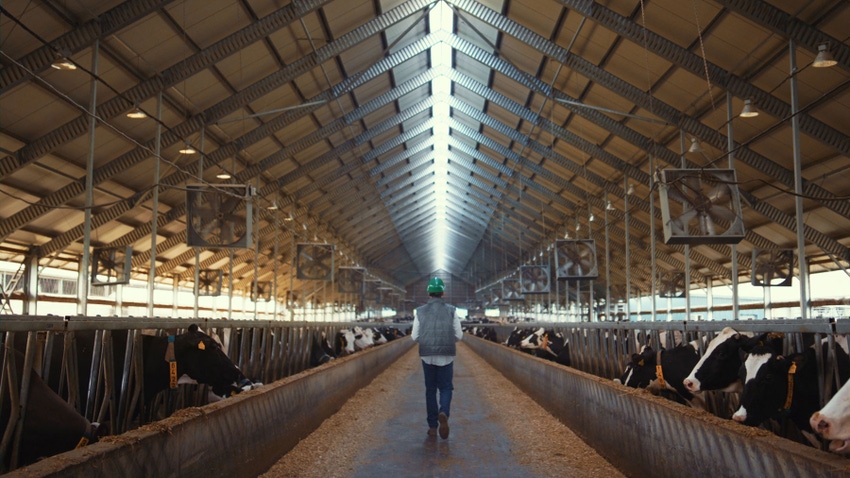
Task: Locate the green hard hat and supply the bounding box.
[427,277,445,293]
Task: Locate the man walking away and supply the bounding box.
[411,277,463,439]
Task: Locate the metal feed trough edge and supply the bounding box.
[4,336,415,478]
[463,334,850,478]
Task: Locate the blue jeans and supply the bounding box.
[422,360,454,429]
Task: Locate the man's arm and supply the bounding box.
[411,310,420,342]
[453,309,463,341]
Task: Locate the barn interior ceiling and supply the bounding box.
[0,0,848,302]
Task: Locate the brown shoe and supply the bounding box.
[438,412,449,439]
[428,428,437,437]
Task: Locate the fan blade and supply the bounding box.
[707,204,738,224]
[670,208,699,235]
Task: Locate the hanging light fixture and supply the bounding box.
[688,137,704,153]
[267,200,278,210]
[627,183,635,196]
[126,105,147,119]
[216,168,232,180]
[813,43,837,68]
[588,212,595,222]
[606,200,615,211]
[739,98,759,118]
[179,142,197,154]
[50,51,76,70]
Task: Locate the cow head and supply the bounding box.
[811,379,850,451]
[619,347,656,389]
[336,329,356,355]
[504,327,528,348]
[732,345,798,427]
[174,324,246,398]
[520,328,546,350]
[684,327,750,393]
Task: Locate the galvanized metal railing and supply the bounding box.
[0,315,382,471]
[470,318,848,424]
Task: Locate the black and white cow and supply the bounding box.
[683,327,780,394]
[335,328,357,356]
[618,343,705,409]
[732,336,850,445]
[811,356,850,452]
[539,332,571,367]
[470,326,498,342]
[310,331,336,367]
[141,324,251,409]
[1,346,101,469]
[503,327,530,349]
[517,328,571,366]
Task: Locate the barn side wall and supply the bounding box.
[463,335,850,478]
[8,337,415,478]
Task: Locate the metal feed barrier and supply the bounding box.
[4,335,414,478]
[464,333,850,478]
[3,316,849,475]
[470,318,848,421]
[0,315,393,471]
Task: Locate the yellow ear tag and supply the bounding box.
[198,341,206,350]
[638,359,645,366]
[169,361,178,389]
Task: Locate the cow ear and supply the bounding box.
[189,324,199,333]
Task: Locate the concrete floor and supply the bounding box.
[347,350,537,478]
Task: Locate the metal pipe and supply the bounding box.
[624,176,631,321]
[680,130,691,321]
[649,154,657,322]
[147,91,163,317]
[726,92,740,319]
[789,39,810,319]
[79,39,99,316]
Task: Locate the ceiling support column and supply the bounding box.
[147,91,162,317]
[624,176,631,322]
[726,92,740,320]
[79,39,99,316]
[680,130,691,322]
[789,39,810,320]
[193,125,205,320]
[649,154,657,322]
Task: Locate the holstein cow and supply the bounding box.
[618,343,705,409]
[13,325,252,431]
[517,328,570,366]
[733,336,850,446]
[141,324,252,411]
[503,327,530,349]
[683,328,781,394]
[335,329,357,356]
[1,346,100,470]
[310,332,336,367]
[352,326,374,351]
[811,340,850,452]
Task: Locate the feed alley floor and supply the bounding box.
[262,343,624,478]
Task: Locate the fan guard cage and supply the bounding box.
[657,271,686,298]
[337,267,365,294]
[186,184,252,248]
[555,239,599,280]
[196,269,223,297]
[364,280,381,301]
[520,265,551,294]
[658,169,745,245]
[91,246,132,286]
[502,279,523,301]
[251,281,272,302]
[296,243,335,281]
[751,249,794,287]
